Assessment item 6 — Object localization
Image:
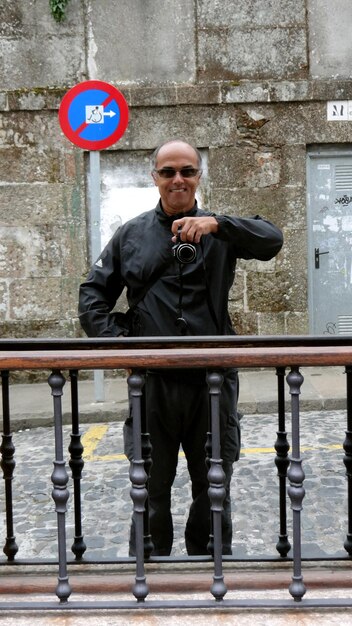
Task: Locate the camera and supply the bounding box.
[172,228,197,264]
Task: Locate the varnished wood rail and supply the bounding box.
[0,344,352,370]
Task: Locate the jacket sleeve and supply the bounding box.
[78,231,126,337]
[214,214,283,261]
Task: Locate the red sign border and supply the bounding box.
[59,80,129,150]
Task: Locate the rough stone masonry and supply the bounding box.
[1,0,352,340]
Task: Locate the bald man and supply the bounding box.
[79,139,283,556]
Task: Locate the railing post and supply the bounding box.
[206,370,227,602]
[286,366,306,602]
[128,370,149,602]
[0,370,18,561]
[48,370,72,603]
[343,365,352,555]
[68,369,86,560]
[274,366,291,557]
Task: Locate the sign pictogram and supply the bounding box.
[59,80,129,150]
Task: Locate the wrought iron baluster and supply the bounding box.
[128,370,149,602]
[343,365,352,555]
[205,427,213,555]
[48,370,72,603]
[206,370,227,602]
[140,382,153,559]
[286,367,306,602]
[68,369,86,560]
[0,370,18,561]
[274,366,291,557]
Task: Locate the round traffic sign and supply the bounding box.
[58,80,129,150]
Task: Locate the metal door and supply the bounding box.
[307,147,352,335]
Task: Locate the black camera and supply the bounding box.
[172,228,197,264]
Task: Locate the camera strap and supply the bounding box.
[174,243,220,335]
[128,257,174,312]
[175,263,189,335]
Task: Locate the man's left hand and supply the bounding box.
[171,216,218,244]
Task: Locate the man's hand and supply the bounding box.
[171,216,218,244]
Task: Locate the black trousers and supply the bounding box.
[124,368,240,556]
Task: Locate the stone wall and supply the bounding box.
[1,0,352,338]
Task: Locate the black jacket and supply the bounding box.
[78,201,283,337]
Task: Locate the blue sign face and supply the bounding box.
[59,81,129,150]
[68,88,121,142]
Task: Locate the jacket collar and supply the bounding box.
[155,199,198,223]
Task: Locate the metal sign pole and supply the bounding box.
[89,150,105,402]
[58,81,129,404]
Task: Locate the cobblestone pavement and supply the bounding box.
[0,409,349,562]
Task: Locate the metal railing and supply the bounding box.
[1,335,352,611]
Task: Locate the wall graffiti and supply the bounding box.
[335,195,352,206]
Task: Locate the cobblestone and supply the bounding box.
[0,409,349,562]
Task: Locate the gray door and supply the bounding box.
[307,147,352,335]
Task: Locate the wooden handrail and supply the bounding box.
[1,345,352,370]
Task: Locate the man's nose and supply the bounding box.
[172,170,184,182]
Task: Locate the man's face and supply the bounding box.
[152,141,202,216]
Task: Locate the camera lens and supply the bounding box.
[175,242,197,264]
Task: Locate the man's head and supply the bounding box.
[151,140,202,216]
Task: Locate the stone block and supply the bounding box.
[129,87,178,107]
[229,270,245,310]
[0,280,8,320]
[230,310,259,335]
[0,227,27,277]
[259,102,352,146]
[209,145,281,189]
[124,105,237,150]
[176,84,221,105]
[87,0,195,84]
[198,27,307,81]
[222,83,272,105]
[9,277,62,320]
[0,146,61,184]
[0,110,70,151]
[308,0,352,79]
[4,87,66,112]
[1,0,85,89]
[0,182,85,228]
[258,312,286,335]
[198,0,306,27]
[285,311,309,335]
[247,270,289,313]
[210,186,305,232]
[280,144,307,188]
[278,227,308,274]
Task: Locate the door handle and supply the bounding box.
[315,247,329,269]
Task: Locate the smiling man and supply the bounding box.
[78,138,283,557]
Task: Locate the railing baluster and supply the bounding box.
[68,369,86,560]
[286,366,306,602]
[343,365,352,555]
[0,370,18,561]
[205,428,213,555]
[206,370,227,602]
[128,370,149,602]
[274,366,291,557]
[48,370,72,603]
[140,383,154,559]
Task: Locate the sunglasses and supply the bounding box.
[154,167,201,179]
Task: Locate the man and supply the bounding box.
[78,139,283,556]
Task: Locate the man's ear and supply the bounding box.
[151,171,157,185]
